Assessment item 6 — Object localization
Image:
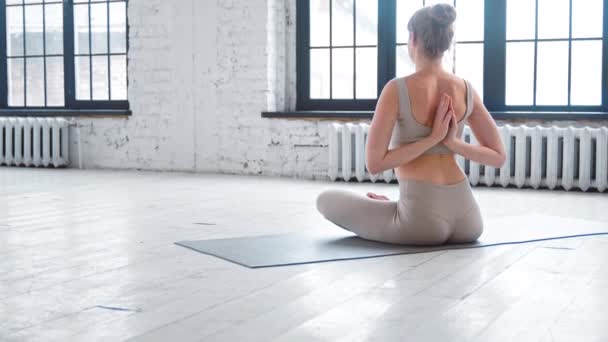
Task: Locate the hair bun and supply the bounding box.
[430,4,456,27]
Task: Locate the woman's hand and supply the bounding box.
[429,93,454,144]
[366,192,390,201]
[443,107,460,149]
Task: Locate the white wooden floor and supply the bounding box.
[1,168,607,342]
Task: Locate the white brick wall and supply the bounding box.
[71,0,603,180]
[71,0,329,179]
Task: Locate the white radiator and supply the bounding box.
[0,117,70,167]
[327,123,608,192]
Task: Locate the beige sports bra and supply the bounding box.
[390,77,474,155]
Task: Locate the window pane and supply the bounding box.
[74,4,89,54]
[396,44,414,77]
[537,0,569,39]
[75,56,90,100]
[536,41,569,105]
[332,48,354,98]
[110,55,127,100]
[332,0,354,46]
[355,47,376,99]
[455,0,484,42]
[24,5,43,55]
[91,2,108,54]
[92,55,109,100]
[572,0,603,38]
[7,58,24,106]
[455,43,484,100]
[571,40,602,105]
[310,49,330,98]
[44,3,63,55]
[109,1,127,53]
[310,0,330,47]
[6,6,24,57]
[506,0,535,40]
[46,56,64,106]
[506,42,534,105]
[26,57,44,106]
[355,0,377,46]
[6,0,22,4]
[396,0,422,44]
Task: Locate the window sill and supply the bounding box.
[491,111,608,120]
[262,111,608,121]
[0,109,132,117]
[262,111,373,120]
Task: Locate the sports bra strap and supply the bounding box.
[464,79,474,118]
[395,77,412,122]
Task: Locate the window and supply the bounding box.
[73,0,127,102]
[297,0,608,114]
[0,0,128,112]
[299,0,380,110]
[501,0,605,111]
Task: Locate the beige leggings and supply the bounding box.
[316,179,483,245]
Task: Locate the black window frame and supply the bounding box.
[296,0,608,115]
[297,0,395,111]
[0,0,129,115]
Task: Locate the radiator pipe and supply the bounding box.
[68,119,83,170]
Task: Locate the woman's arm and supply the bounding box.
[365,80,453,175]
[443,87,506,168]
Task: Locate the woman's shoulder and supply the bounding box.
[440,73,468,87]
[401,73,419,84]
[401,71,462,84]
[400,73,425,92]
[394,73,469,94]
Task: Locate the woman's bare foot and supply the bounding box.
[366,192,389,201]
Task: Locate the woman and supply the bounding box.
[316,4,506,245]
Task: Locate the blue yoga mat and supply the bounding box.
[176,214,608,268]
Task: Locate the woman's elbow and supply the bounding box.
[366,160,382,175]
[493,152,507,168]
[365,155,384,175]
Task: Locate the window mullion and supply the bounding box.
[567,0,572,107]
[87,1,91,100]
[377,0,395,96]
[532,0,538,106]
[329,0,332,99]
[352,0,356,99]
[106,0,111,100]
[602,0,608,110]
[483,0,506,111]
[0,0,7,108]
[42,1,47,106]
[22,1,26,105]
[63,0,75,108]
[295,0,310,110]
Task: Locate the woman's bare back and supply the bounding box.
[406,72,469,127]
[395,71,470,185]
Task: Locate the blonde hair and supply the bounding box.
[407,4,457,59]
